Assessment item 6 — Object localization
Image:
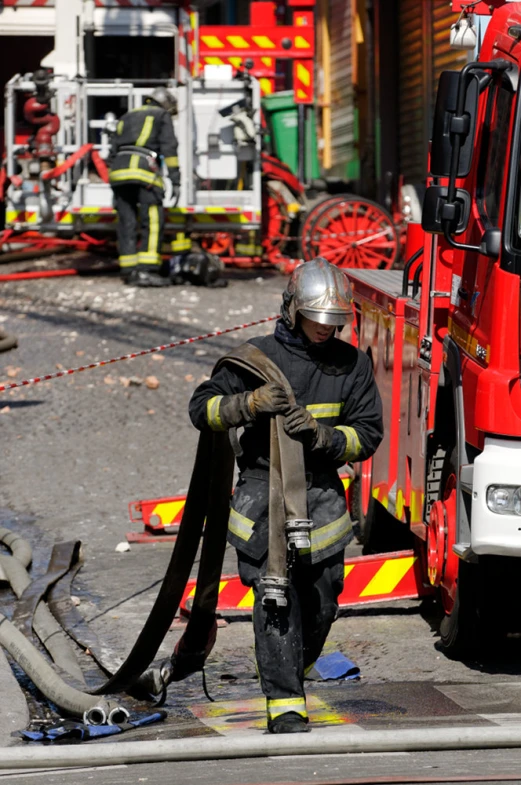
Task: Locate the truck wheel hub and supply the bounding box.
[427,500,446,586]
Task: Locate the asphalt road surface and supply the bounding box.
[1,258,521,784]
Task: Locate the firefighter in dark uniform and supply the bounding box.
[189,258,383,733]
[109,87,180,287]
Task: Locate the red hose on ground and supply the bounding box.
[0,269,77,281]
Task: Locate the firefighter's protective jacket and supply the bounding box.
[109,104,179,190]
[189,321,383,564]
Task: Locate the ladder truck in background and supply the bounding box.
[0,0,401,271]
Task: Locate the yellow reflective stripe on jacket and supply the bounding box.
[117,120,124,135]
[129,153,140,170]
[135,115,155,147]
[300,510,351,556]
[334,425,362,462]
[206,395,226,431]
[267,697,307,720]
[109,168,163,188]
[164,156,179,167]
[306,402,344,419]
[228,508,255,542]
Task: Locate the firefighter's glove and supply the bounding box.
[218,384,289,430]
[283,405,335,451]
[248,382,290,418]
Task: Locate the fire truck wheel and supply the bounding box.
[302,197,400,269]
[439,560,479,657]
[437,447,479,657]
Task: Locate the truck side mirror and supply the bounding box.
[421,185,471,235]
[430,70,480,178]
[480,228,501,258]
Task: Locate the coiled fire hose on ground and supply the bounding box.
[0,529,128,725]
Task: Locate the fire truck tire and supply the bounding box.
[438,447,479,657]
[439,560,479,657]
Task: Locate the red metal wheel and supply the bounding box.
[200,232,233,256]
[261,185,292,263]
[300,195,348,261]
[305,197,399,269]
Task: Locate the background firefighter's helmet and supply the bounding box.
[281,258,354,329]
[147,87,178,115]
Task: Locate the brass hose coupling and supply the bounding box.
[261,576,290,607]
[285,519,313,550]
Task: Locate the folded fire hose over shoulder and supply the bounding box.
[0,344,307,720]
[137,341,310,697]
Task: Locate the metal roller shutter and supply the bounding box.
[432,0,469,103]
[329,0,354,176]
[397,0,426,185]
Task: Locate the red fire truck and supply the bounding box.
[346,0,521,655]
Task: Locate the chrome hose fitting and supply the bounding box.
[261,575,289,607]
[285,519,313,550]
[83,706,107,726]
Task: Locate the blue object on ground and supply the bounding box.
[16,710,167,743]
[305,651,360,681]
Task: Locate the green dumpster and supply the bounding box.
[261,91,320,180]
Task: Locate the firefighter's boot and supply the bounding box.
[129,268,170,287]
[268,712,310,734]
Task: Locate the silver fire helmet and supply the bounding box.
[281,258,354,329]
[147,87,178,115]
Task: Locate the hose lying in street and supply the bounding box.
[4,724,521,769]
[0,529,126,720]
[0,613,122,723]
[0,554,86,685]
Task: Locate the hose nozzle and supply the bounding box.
[285,519,313,550]
[261,575,289,607]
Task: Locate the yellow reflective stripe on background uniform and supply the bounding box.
[228,508,255,542]
[118,254,138,267]
[148,204,159,257]
[334,425,362,462]
[137,252,161,265]
[206,395,225,431]
[129,154,140,170]
[300,511,351,556]
[117,120,124,135]
[164,156,179,167]
[135,115,154,147]
[109,169,163,188]
[267,697,307,720]
[306,402,344,419]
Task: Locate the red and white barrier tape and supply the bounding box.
[0,315,278,392]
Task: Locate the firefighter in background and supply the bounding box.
[189,259,383,733]
[109,87,180,287]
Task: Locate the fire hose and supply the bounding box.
[0,529,128,725]
[4,725,521,769]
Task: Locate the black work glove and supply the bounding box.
[218,383,289,429]
[283,404,335,451]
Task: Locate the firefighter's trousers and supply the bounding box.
[237,549,345,722]
[113,184,164,274]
